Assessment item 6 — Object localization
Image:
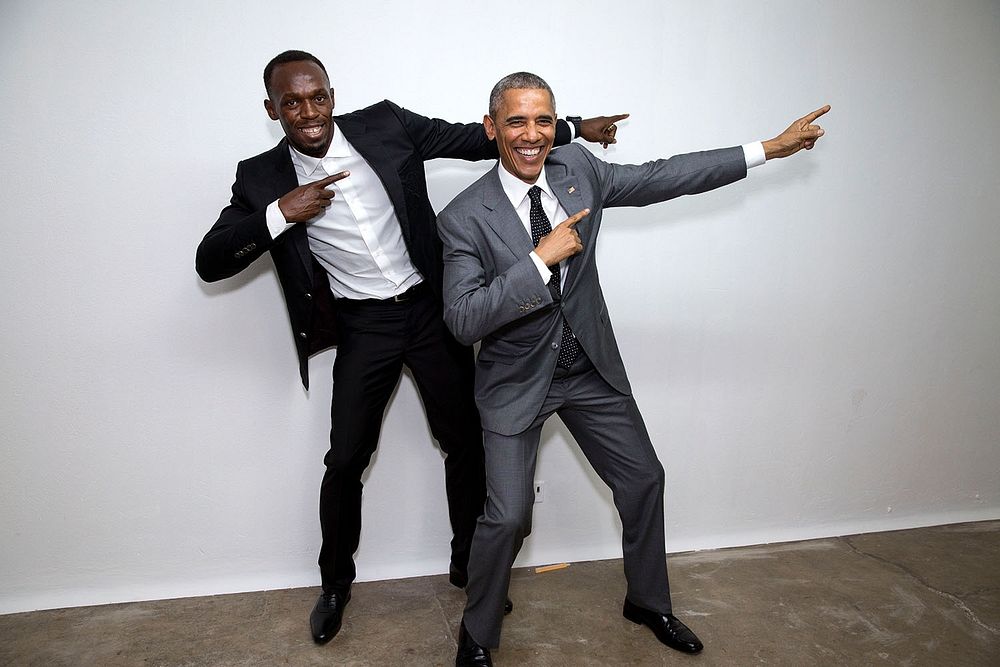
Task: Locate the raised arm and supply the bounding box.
[390,100,633,162]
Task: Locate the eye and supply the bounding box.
[315,95,327,103]
[285,99,299,107]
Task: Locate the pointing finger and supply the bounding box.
[562,208,591,227]
[315,170,350,187]
[802,105,831,124]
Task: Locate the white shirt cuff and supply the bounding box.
[266,200,296,239]
[530,251,552,283]
[743,141,766,169]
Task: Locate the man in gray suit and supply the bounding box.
[438,71,828,665]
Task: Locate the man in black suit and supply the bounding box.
[195,50,625,644]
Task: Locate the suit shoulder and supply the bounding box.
[439,169,494,221]
[343,99,403,124]
[233,141,289,176]
[549,142,597,167]
[547,143,604,185]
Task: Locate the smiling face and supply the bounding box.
[264,60,335,158]
[484,87,556,184]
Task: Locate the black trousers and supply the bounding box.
[317,288,485,593]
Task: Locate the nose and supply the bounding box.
[300,99,319,118]
[525,121,541,142]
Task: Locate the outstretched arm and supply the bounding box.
[762,105,831,160]
[391,101,629,160]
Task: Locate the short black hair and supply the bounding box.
[263,50,328,97]
[489,72,555,118]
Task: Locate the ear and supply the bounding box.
[329,87,336,110]
[264,98,279,121]
[483,114,496,141]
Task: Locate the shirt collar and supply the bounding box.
[288,121,351,178]
[497,163,554,209]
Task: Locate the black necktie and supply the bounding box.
[528,185,580,369]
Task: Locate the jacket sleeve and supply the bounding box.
[387,100,572,163]
[576,144,748,209]
[195,162,278,283]
[438,205,555,346]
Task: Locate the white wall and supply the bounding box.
[2,0,998,614]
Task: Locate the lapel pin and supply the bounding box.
[568,186,576,194]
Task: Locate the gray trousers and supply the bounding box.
[463,355,673,648]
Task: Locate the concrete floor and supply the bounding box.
[2,521,998,666]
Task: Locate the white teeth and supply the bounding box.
[516,147,541,157]
[301,127,323,136]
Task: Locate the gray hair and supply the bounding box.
[488,72,556,118]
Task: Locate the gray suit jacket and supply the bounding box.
[437,143,747,435]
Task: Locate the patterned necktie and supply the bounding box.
[528,185,581,368]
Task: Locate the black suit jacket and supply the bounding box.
[196,100,571,388]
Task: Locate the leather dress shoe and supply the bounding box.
[310,589,351,644]
[455,620,493,666]
[623,598,703,654]
[450,564,513,615]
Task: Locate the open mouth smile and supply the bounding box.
[298,124,326,138]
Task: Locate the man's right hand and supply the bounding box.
[278,171,350,223]
[535,208,590,267]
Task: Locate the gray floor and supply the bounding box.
[2,521,998,666]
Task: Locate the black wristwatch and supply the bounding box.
[566,116,583,139]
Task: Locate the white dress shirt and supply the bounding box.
[265,124,422,300]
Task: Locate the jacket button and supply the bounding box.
[551,342,559,350]
[299,332,307,339]
[304,293,312,300]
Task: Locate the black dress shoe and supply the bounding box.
[623,598,703,654]
[456,620,493,666]
[310,589,351,645]
[450,564,514,616]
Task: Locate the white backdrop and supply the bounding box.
[2,0,998,614]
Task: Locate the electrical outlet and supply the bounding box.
[534,480,545,503]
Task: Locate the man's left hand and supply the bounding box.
[580,114,630,148]
[763,105,831,160]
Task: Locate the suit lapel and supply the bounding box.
[545,160,589,294]
[481,167,535,259]
[260,140,315,276]
[335,114,412,240]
